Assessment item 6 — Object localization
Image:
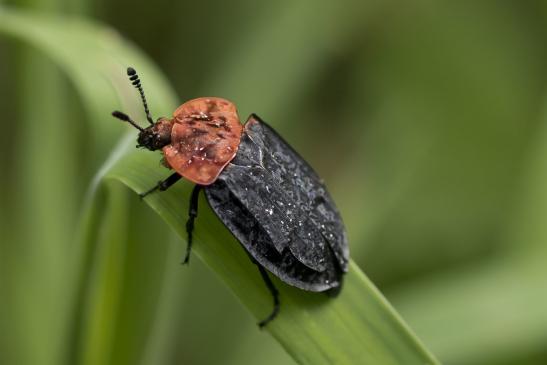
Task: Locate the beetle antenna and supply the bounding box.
[127,67,154,125]
[112,111,145,132]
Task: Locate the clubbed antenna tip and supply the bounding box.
[112,110,129,121]
[126,66,154,125]
[111,110,144,131]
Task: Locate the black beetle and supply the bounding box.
[112,67,349,327]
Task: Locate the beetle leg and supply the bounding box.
[139,172,181,199]
[183,184,202,265]
[256,264,280,328]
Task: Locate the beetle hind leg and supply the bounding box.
[183,185,202,265]
[256,264,280,328]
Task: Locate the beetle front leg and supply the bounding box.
[139,172,181,199]
[183,184,202,265]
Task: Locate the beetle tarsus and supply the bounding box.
[139,172,181,199]
[256,264,280,328]
[139,185,159,199]
[182,185,202,265]
[182,217,194,265]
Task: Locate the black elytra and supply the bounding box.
[111,67,350,327]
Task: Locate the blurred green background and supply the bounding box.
[1,1,547,364]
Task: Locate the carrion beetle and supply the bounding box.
[112,67,349,327]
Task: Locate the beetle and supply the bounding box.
[112,67,349,327]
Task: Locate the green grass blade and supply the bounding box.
[103,134,438,365]
[0,7,438,365]
[0,7,177,365]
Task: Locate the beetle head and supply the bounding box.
[112,67,174,151]
[137,118,174,151]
